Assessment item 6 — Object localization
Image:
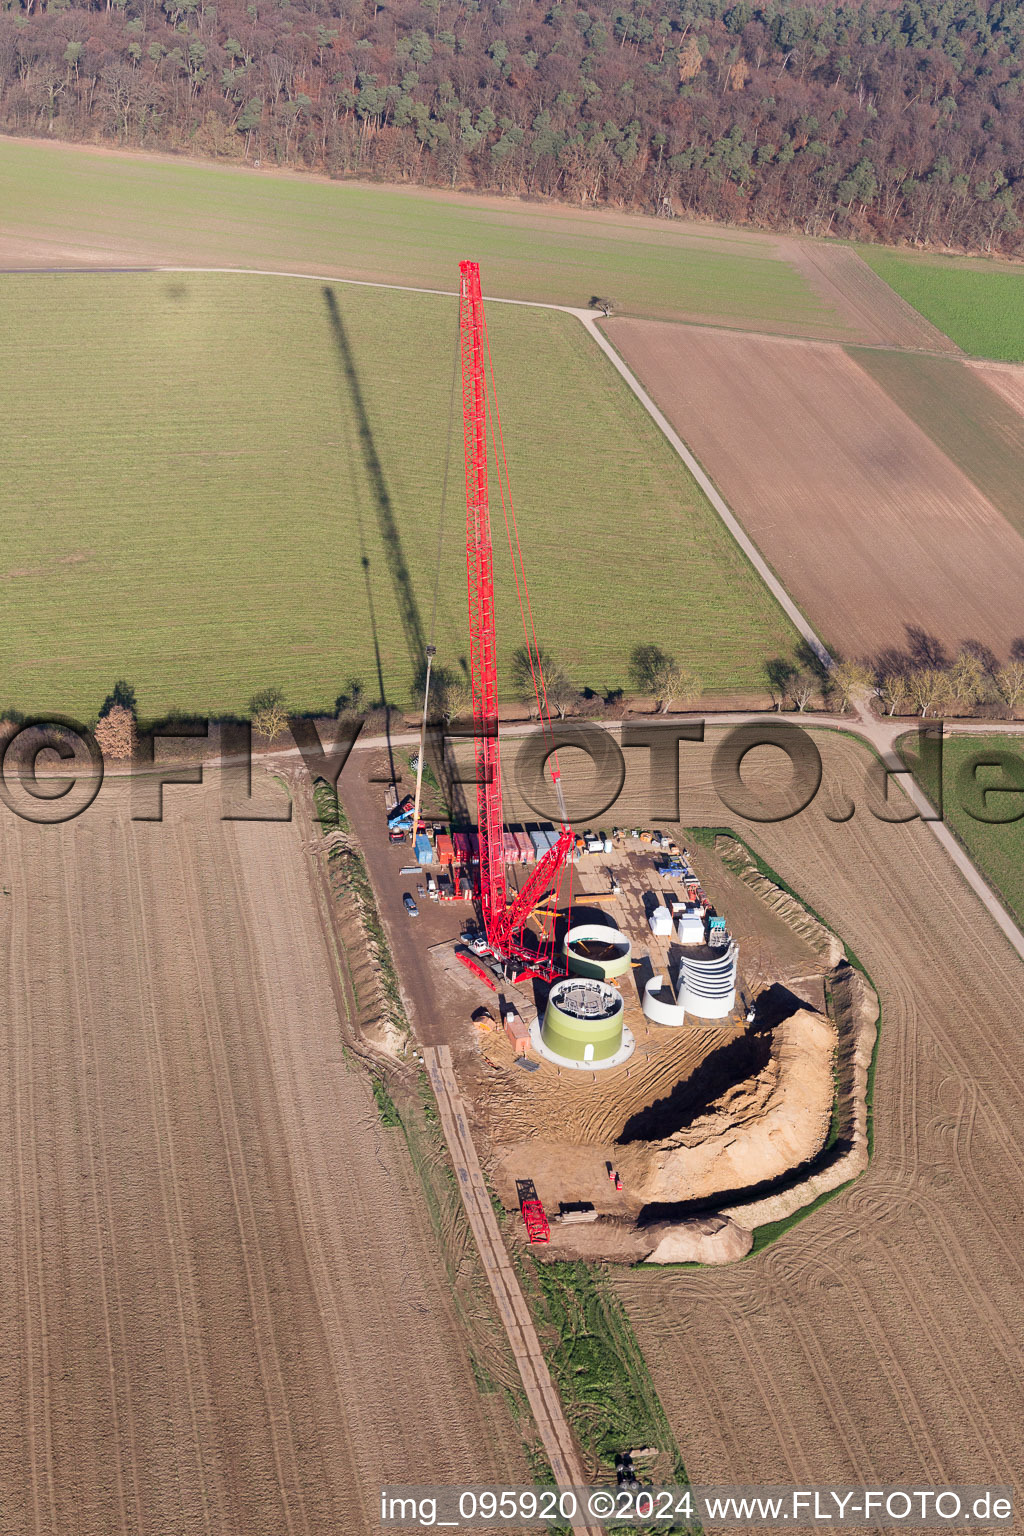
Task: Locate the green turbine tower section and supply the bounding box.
[542,978,624,1064]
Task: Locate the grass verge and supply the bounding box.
[895,730,1024,930]
[510,1254,694,1534]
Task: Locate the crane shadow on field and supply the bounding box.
[323,287,427,692]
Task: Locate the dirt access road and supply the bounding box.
[0,774,525,1536]
[425,1047,602,1536]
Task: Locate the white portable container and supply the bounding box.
[649,905,673,937]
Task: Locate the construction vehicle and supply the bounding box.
[514,1179,549,1241]
[521,1199,550,1243]
[457,950,497,990]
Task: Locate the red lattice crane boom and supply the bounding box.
[458,259,573,981]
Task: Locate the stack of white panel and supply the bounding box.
[676,904,705,945]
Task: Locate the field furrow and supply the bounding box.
[0,777,526,1535]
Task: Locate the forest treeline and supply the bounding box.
[3,0,1023,253]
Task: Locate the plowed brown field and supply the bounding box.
[611,729,1024,1494]
[605,320,1024,663]
[0,775,525,1535]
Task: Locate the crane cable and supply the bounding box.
[480,306,575,963]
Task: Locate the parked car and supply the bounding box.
[403,894,419,917]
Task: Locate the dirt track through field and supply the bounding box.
[605,320,1024,662]
[0,778,524,1535]
[424,1047,602,1536]
[609,730,1024,1497]
[780,239,961,353]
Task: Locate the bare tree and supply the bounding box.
[249,686,288,743]
[790,669,817,712]
[948,647,987,712]
[831,659,874,712]
[629,643,699,713]
[545,665,582,720]
[879,670,911,716]
[651,659,700,714]
[907,667,951,718]
[764,655,797,710]
[510,643,579,719]
[94,704,138,760]
[994,660,1024,716]
[442,678,472,723]
[589,296,616,317]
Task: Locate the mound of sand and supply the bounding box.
[622,1007,837,1205]
[644,1213,753,1265]
[721,960,878,1229]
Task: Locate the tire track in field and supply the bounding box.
[276,774,534,1517]
[845,1176,1024,1374]
[8,855,58,1536]
[169,816,312,1536]
[57,828,142,1535]
[611,732,1024,1493]
[118,817,222,1534]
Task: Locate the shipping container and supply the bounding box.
[469,833,481,864]
[436,834,455,865]
[453,832,472,865]
[503,831,519,864]
[414,834,433,865]
[505,1015,530,1056]
[513,831,534,863]
[529,829,548,858]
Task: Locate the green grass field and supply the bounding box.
[899,731,1024,927]
[0,271,795,721]
[0,137,842,331]
[850,348,1024,539]
[858,248,1024,361]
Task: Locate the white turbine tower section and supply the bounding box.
[677,941,739,1020]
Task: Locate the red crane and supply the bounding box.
[458,259,574,982]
